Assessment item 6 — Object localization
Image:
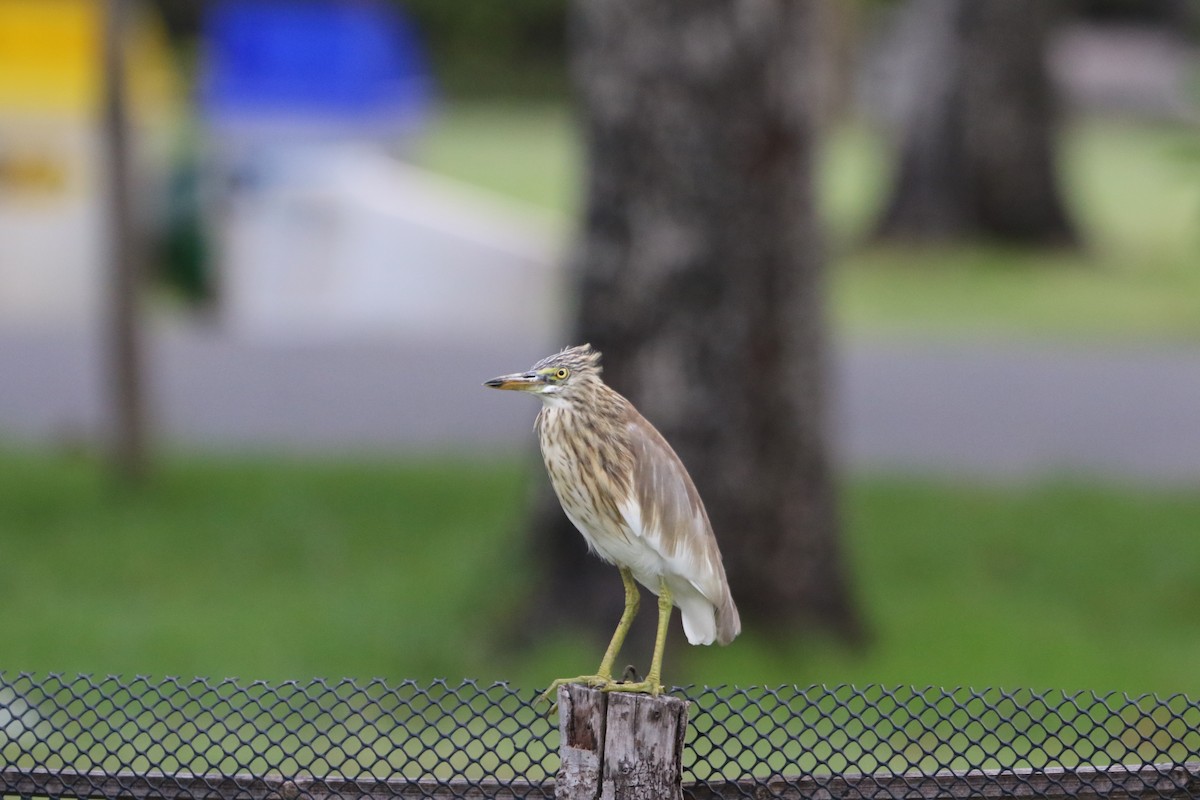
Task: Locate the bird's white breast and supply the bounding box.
[537,409,669,585]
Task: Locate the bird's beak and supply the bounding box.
[484,371,541,391]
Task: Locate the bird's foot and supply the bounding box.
[603,676,665,697]
[535,674,615,708]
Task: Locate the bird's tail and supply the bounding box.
[672,577,742,646]
[715,589,741,646]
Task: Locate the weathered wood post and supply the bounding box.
[556,684,688,800]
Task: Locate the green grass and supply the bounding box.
[698,479,1200,696]
[3,451,1199,696]
[411,106,1200,341]
[0,452,532,682]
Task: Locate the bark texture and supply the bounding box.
[874,0,1079,245]
[555,685,688,800]
[529,0,863,648]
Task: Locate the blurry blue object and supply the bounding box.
[201,0,433,134]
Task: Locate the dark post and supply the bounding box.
[556,685,688,800]
[101,0,148,481]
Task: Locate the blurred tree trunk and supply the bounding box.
[873,0,1079,244]
[526,0,864,650]
[811,0,865,129]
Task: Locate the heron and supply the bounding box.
[485,344,740,700]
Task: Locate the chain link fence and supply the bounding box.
[2,672,1199,798]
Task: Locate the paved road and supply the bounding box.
[2,325,1198,485]
[836,338,1200,484]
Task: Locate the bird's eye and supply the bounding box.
[554,368,570,381]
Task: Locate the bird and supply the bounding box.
[484,343,740,700]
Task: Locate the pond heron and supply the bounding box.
[485,344,740,700]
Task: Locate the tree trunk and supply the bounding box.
[873,0,1078,245]
[527,0,864,650]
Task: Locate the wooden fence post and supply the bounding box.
[556,684,688,800]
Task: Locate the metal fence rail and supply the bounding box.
[2,673,1198,799]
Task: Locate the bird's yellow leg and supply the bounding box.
[596,567,640,679]
[536,568,640,705]
[604,578,670,697]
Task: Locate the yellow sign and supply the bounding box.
[0,0,176,118]
[0,0,100,114]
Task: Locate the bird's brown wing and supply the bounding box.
[620,408,732,613]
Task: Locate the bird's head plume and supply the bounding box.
[484,344,604,405]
